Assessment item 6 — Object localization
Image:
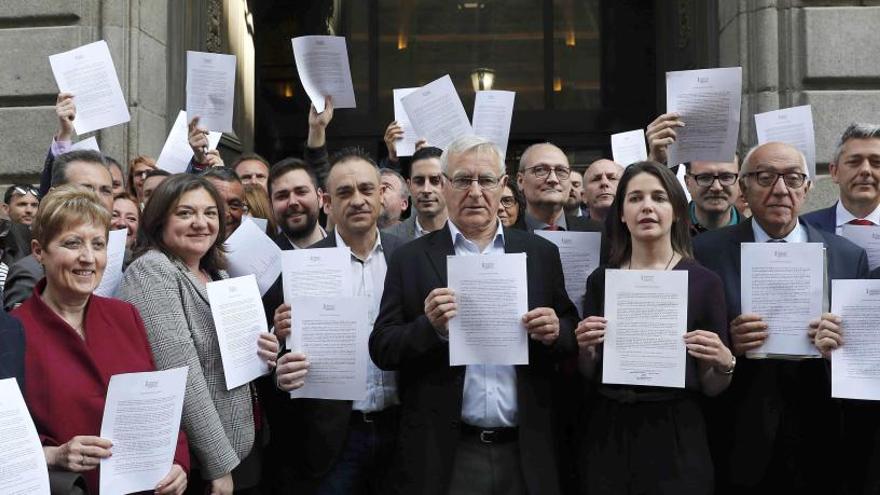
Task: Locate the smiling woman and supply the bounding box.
[119,174,279,495]
[12,185,190,495]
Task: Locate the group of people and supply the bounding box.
[0,88,879,495]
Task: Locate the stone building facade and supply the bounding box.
[0,1,876,212]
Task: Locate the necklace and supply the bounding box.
[626,250,677,270]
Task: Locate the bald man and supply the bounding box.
[581,159,623,222]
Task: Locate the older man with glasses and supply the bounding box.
[513,143,602,234]
[683,158,743,236]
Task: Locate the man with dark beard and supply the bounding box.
[260,156,328,492]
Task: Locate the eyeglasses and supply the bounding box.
[743,171,808,189]
[444,174,503,191]
[688,173,738,187]
[500,196,517,208]
[227,201,249,213]
[522,164,571,181]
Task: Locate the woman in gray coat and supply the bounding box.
[120,174,278,495]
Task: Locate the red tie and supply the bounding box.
[849,219,875,226]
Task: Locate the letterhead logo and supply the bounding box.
[482,262,495,270]
[640,275,654,283]
[773,251,787,258]
[697,77,709,83]
[867,289,880,296]
[323,304,335,311]
[145,380,159,388]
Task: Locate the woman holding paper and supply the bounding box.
[119,174,279,495]
[573,161,733,495]
[13,186,189,494]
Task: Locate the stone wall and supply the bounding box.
[718,0,880,211]
[0,0,170,184]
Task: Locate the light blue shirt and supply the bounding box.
[751,218,808,243]
[447,220,519,428]
[335,229,399,413]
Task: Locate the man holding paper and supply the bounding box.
[693,142,869,493]
[271,148,404,493]
[803,123,880,233]
[370,135,578,495]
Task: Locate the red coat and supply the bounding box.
[13,280,190,494]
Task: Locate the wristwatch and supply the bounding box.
[716,355,736,375]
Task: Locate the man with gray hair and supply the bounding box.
[371,135,578,495]
[378,168,409,229]
[4,149,114,310]
[693,141,869,493]
[803,123,880,233]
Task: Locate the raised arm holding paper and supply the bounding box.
[693,142,869,493]
[575,161,731,494]
[370,135,577,495]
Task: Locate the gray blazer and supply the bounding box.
[3,255,42,311]
[383,215,418,242]
[119,249,253,479]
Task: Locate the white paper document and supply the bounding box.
[224,217,282,296]
[831,279,880,400]
[401,75,474,151]
[472,90,515,159]
[535,231,602,316]
[207,275,270,390]
[281,247,353,303]
[602,269,689,388]
[156,110,222,174]
[49,40,131,135]
[292,36,357,113]
[447,253,529,366]
[665,67,742,166]
[71,136,100,153]
[93,229,127,298]
[99,367,187,495]
[393,88,419,157]
[0,378,50,495]
[611,129,648,166]
[288,296,370,400]
[755,105,816,177]
[840,225,880,270]
[741,242,824,358]
[186,51,236,133]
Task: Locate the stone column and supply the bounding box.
[718,0,880,210]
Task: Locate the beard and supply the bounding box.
[279,207,320,240]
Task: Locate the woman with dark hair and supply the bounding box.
[119,174,279,495]
[574,161,734,495]
[13,185,189,494]
[497,181,524,228]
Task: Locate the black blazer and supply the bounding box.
[286,230,405,479]
[693,218,869,486]
[0,308,25,388]
[369,224,578,495]
[800,203,837,233]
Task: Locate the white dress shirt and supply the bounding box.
[447,220,518,428]
[834,201,880,235]
[334,229,399,413]
[752,218,808,243]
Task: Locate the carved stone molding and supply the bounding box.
[206,0,222,52]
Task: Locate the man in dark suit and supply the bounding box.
[802,123,880,233]
[514,142,603,233]
[271,148,404,494]
[370,135,578,495]
[383,146,447,242]
[0,307,25,386]
[693,142,870,494]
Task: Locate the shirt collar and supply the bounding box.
[334,228,383,262]
[447,219,505,251]
[752,218,807,243]
[835,201,880,227]
[524,210,567,231]
[414,217,429,238]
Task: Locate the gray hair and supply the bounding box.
[740,142,809,178]
[379,168,409,199]
[833,123,880,163]
[51,150,110,187]
[440,135,505,176]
